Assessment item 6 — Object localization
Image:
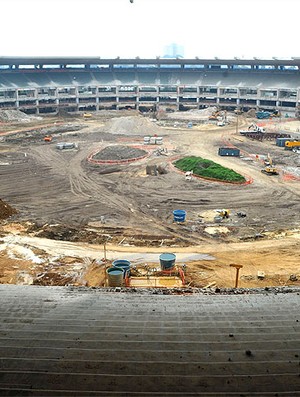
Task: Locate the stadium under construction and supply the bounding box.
[0,56,300,114]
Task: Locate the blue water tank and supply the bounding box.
[159,253,176,270]
[112,259,131,277]
[173,209,186,222]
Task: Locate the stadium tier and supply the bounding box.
[0,57,299,113]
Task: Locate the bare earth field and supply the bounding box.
[0,111,299,289]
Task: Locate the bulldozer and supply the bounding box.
[261,153,279,175]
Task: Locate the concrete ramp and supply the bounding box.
[0,285,299,396]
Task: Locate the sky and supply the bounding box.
[0,0,299,59]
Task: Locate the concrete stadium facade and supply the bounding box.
[0,57,300,115]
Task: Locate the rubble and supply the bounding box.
[0,199,17,220]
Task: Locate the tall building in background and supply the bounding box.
[162,43,184,58]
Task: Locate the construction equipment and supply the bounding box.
[209,109,227,124]
[261,153,279,175]
[44,135,52,142]
[240,123,265,135]
[216,209,230,219]
[209,110,222,120]
[256,110,281,119]
[83,113,92,118]
[285,141,300,150]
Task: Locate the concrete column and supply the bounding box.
[15,89,19,108]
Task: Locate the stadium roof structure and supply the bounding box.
[0,56,300,68]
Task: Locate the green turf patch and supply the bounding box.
[174,156,246,183]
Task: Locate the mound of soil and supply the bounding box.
[93,145,147,161]
[0,110,35,122]
[105,116,162,135]
[0,199,17,220]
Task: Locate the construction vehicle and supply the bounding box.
[83,113,92,118]
[256,110,281,119]
[216,209,230,218]
[261,153,279,175]
[209,110,228,126]
[44,135,52,142]
[209,110,222,120]
[285,141,300,150]
[240,123,265,135]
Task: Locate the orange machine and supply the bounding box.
[44,135,52,142]
[285,141,300,149]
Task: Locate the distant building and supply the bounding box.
[162,43,184,59]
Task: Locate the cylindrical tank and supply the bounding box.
[173,209,186,222]
[64,142,75,149]
[159,253,176,270]
[106,267,124,287]
[56,142,66,150]
[144,136,150,145]
[112,259,131,277]
[155,137,163,145]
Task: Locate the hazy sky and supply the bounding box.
[1,0,299,59]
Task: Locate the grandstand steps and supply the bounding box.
[0,285,299,396]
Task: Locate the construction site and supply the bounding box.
[0,56,300,396]
[0,105,300,290]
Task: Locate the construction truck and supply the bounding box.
[261,153,279,175]
[285,141,300,150]
[256,110,281,119]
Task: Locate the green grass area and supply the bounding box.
[174,156,246,183]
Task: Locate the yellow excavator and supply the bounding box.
[261,153,279,175]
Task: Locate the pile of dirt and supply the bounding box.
[0,199,17,220]
[0,110,34,122]
[40,123,84,135]
[104,116,162,135]
[246,109,256,118]
[93,145,147,161]
[165,107,218,120]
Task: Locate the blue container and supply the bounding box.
[112,259,131,277]
[218,147,240,157]
[159,253,176,270]
[276,138,291,147]
[106,267,124,287]
[173,209,186,222]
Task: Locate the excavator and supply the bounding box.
[261,153,279,175]
[240,123,265,135]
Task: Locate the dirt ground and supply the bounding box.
[0,110,299,289]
